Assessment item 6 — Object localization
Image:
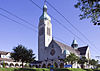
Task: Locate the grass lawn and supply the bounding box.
[0,68,50,71]
[0,68,100,71]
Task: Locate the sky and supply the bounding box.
[0,0,100,60]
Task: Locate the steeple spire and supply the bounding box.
[44,0,47,5]
[39,0,51,21]
[43,0,47,13]
[71,39,78,49]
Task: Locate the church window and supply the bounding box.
[39,20,44,26]
[39,27,44,36]
[52,44,54,48]
[47,21,50,26]
[47,27,50,36]
[50,49,55,56]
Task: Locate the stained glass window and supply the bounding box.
[39,27,44,36]
[47,27,50,36]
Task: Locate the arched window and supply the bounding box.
[39,27,44,36]
[60,63,64,68]
[47,63,51,68]
[47,27,50,36]
[42,64,46,68]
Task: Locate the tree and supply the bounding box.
[74,0,100,25]
[78,56,88,68]
[2,61,6,68]
[89,59,98,68]
[11,45,35,68]
[97,64,100,69]
[64,53,79,67]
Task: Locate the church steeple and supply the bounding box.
[38,1,52,61]
[71,39,78,49]
[43,2,47,13]
[39,1,51,21]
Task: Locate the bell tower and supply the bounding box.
[71,39,78,49]
[38,3,52,61]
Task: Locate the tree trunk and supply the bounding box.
[71,63,73,68]
[22,62,24,68]
[81,64,84,69]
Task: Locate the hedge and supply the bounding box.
[54,68,95,71]
[0,68,100,71]
[0,68,15,71]
[0,68,50,71]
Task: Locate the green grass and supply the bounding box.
[68,68,86,71]
[0,68,100,71]
[0,68,50,71]
[0,68,16,71]
[54,68,95,71]
[54,68,86,71]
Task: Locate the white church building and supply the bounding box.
[32,3,91,68]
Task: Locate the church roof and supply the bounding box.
[0,51,10,55]
[0,58,13,62]
[54,40,79,55]
[78,46,88,55]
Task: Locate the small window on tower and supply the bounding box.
[47,27,50,36]
[39,27,44,36]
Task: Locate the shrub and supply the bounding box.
[68,68,86,71]
[85,69,93,71]
[0,68,47,71]
[54,68,70,71]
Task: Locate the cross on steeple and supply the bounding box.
[44,0,47,4]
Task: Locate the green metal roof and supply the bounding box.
[72,40,78,45]
[39,4,51,21]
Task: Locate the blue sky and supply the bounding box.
[0,0,100,60]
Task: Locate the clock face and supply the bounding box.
[50,49,55,56]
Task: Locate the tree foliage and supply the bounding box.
[78,56,88,68]
[74,0,100,25]
[78,56,88,64]
[11,45,35,68]
[97,64,100,68]
[64,53,79,65]
[89,59,98,68]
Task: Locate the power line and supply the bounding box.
[50,14,86,44]
[0,3,87,45]
[29,0,42,10]
[29,0,100,55]
[0,9,67,44]
[0,12,68,45]
[46,1,98,51]
[0,1,98,56]
[0,13,37,32]
[0,12,98,60]
[0,8,37,29]
[29,0,87,44]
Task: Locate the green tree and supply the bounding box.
[74,0,100,25]
[2,61,6,68]
[11,45,35,68]
[89,59,98,68]
[64,53,79,67]
[97,64,100,69]
[78,56,88,68]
